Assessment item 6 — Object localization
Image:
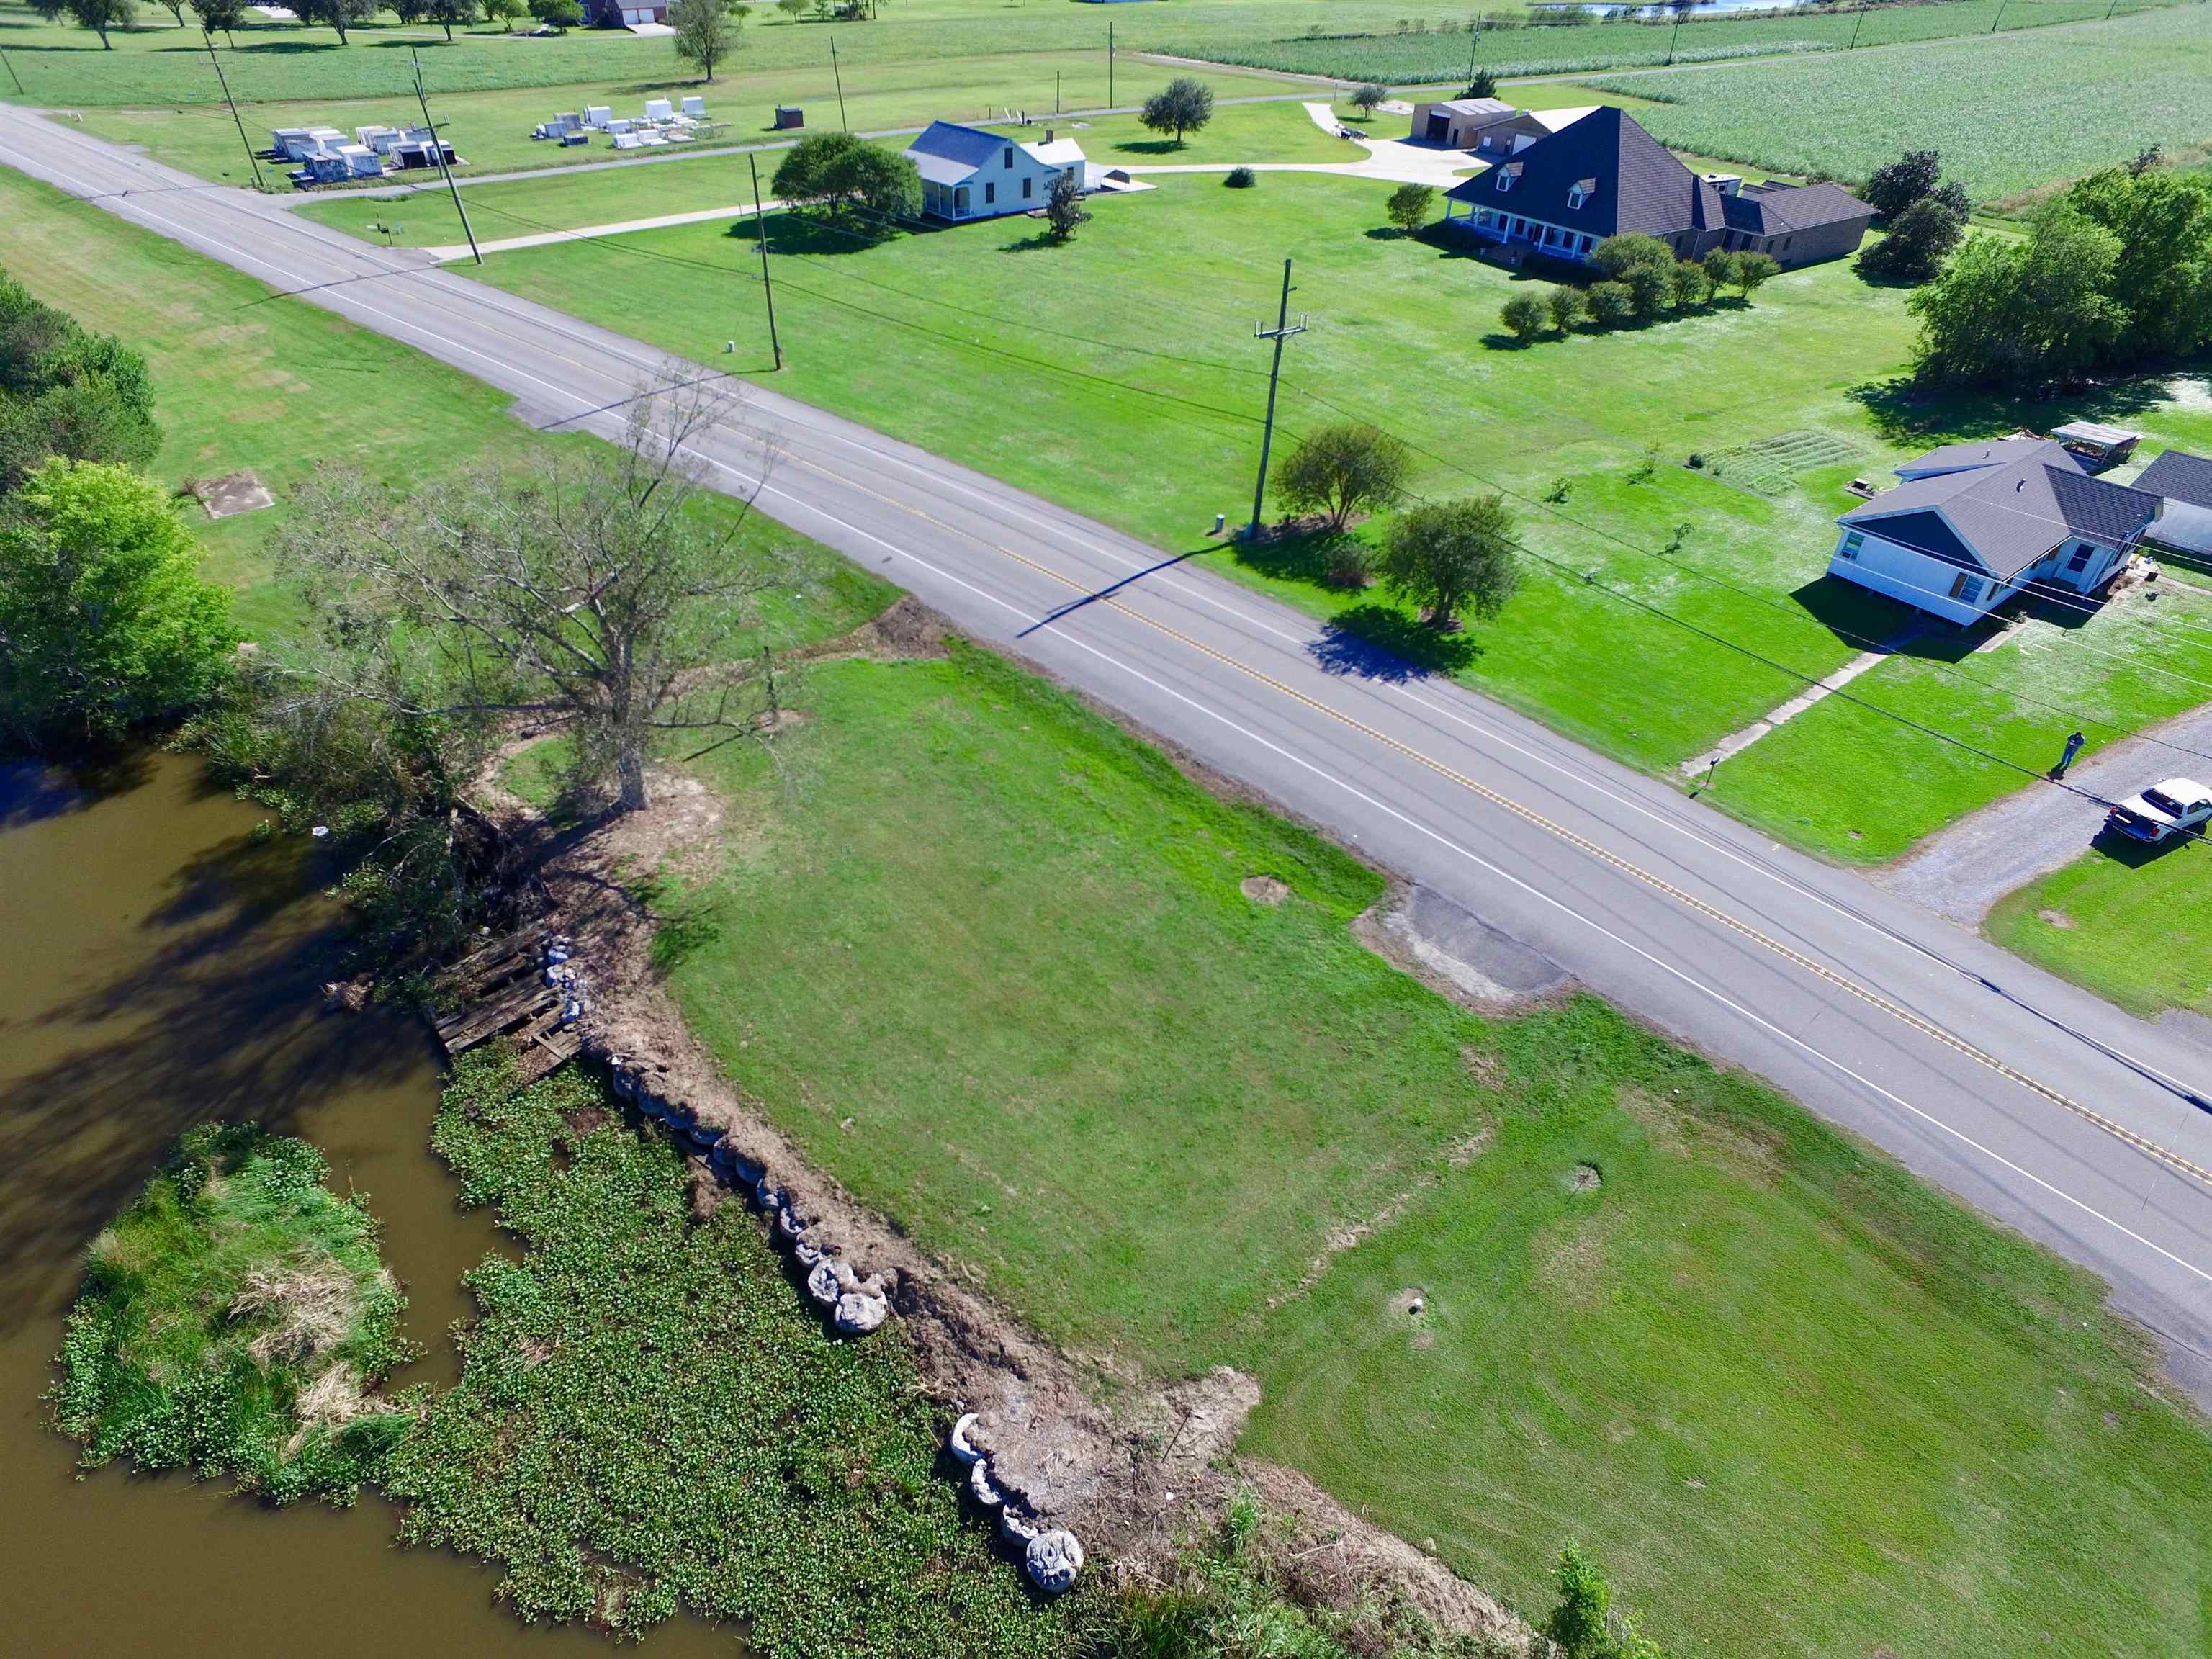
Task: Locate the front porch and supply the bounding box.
[1442,200,1597,263]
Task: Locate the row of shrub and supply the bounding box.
[1499,236,1781,342]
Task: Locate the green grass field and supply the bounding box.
[293,100,1357,246]
[1175,0,2188,84]
[0,166,891,644]
[1988,841,2212,1016]
[657,635,2212,1657]
[451,168,2212,855]
[1591,5,2212,200]
[71,52,1310,188]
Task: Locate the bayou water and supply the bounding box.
[0,750,734,1658]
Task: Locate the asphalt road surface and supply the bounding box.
[10,109,2212,1401]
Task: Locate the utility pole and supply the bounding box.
[1990,0,2010,28]
[1465,17,1480,87]
[830,36,848,130]
[204,35,265,191]
[1246,258,1305,543]
[1665,10,1684,64]
[0,45,24,98]
[1847,5,1866,48]
[1108,20,1115,107]
[749,151,782,371]
[413,48,480,266]
[1056,70,1061,114]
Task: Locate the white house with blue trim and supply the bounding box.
[904,121,1085,222]
[1828,439,2162,625]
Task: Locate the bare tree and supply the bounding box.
[274,377,796,816]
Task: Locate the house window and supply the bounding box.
[1781,237,1793,252]
[984,181,996,205]
[1950,572,1983,603]
[1568,187,1586,209]
[1003,146,1015,168]
[1496,171,1515,193]
[1022,176,1033,199]
[1839,531,1863,562]
[2065,543,2095,574]
[954,186,968,215]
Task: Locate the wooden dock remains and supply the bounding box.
[433,930,581,1082]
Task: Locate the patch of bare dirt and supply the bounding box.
[845,594,951,660]
[1352,878,1573,1017]
[1461,1046,1506,1090]
[1240,874,1290,904]
[1568,1163,1603,1193]
[189,469,274,520]
[2038,908,2077,930]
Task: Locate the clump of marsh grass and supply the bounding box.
[50,1123,414,1506]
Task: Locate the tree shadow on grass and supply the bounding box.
[1110,138,1195,158]
[1310,603,1480,682]
[1228,523,1370,591]
[1846,372,2176,449]
[728,212,920,256]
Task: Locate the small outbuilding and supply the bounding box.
[2136,449,2212,558]
[2051,421,2142,469]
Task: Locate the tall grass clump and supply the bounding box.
[49,1123,413,1505]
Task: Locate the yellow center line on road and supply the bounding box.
[772,444,2212,1197]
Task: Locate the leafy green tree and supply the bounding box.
[1042,168,1090,244]
[775,0,805,16]
[1385,181,1434,235]
[189,0,246,40]
[1591,231,1673,282]
[0,276,161,492]
[0,459,235,750]
[1671,257,1711,308]
[153,0,187,28]
[2067,165,2212,364]
[1547,1541,1613,1659]
[671,0,739,81]
[33,0,139,48]
[1501,291,1545,342]
[770,130,922,223]
[1732,249,1780,300]
[1859,193,1965,282]
[424,0,477,37]
[1862,149,1966,224]
[1585,280,1632,328]
[1349,82,1389,118]
[1546,284,1584,333]
[1378,494,1519,629]
[1465,66,1497,98]
[527,0,580,30]
[1139,76,1214,147]
[1909,207,2126,391]
[1274,421,1410,533]
[293,0,379,41]
[480,0,526,24]
[1622,261,1671,320]
[1700,246,1740,296]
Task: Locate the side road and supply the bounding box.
[8,109,2212,1403]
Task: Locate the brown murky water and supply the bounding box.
[0,750,734,1658]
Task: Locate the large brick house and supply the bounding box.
[1441,106,1872,271]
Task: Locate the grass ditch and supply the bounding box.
[50,1123,413,1506]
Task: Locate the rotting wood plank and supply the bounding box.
[438,979,560,1052]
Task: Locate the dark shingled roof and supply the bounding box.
[2138,449,2212,512]
[1444,105,1723,241]
[1842,440,2160,581]
[1721,179,1875,236]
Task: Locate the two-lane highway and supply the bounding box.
[9,107,2212,1396]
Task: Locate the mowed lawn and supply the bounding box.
[667,639,2212,1657]
[0,167,891,644]
[462,168,2212,849]
[1988,840,2212,1017]
[76,55,1313,189]
[1592,5,2212,202]
[293,101,1354,248]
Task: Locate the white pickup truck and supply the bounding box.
[2103,778,2212,845]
